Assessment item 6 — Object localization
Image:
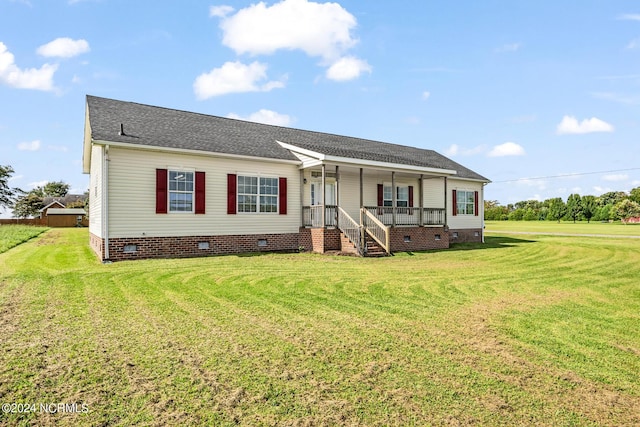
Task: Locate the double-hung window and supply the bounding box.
[383,185,409,207]
[237,175,279,213]
[456,190,475,215]
[169,170,194,212]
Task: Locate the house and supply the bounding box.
[82,95,490,261]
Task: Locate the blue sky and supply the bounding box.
[1,0,639,217]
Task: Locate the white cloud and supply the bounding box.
[210,5,235,18]
[618,14,640,21]
[626,38,640,50]
[8,174,23,182]
[17,140,41,151]
[593,186,613,194]
[631,180,640,186]
[488,142,525,157]
[422,91,431,100]
[193,61,285,99]
[325,56,371,81]
[218,0,358,61]
[602,174,629,182]
[444,144,486,157]
[556,115,614,135]
[36,38,90,58]
[495,43,521,53]
[227,109,292,126]
[0,42,57,91]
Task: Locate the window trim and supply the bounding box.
[236,173,280,214]
[168,169,195,214]
[455,189,476,216]
[383,183,409,207]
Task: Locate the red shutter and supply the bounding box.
[156,169,167,214]
[474,191,479,217]
[408,185,414,215]
[279,177,287,215]
[227,174,237,214]
[452,189,457,216]
[195,171,205,214]
[377,184,383,206]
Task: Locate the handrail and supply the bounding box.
[337,207,363,255]
[361,207,390,254]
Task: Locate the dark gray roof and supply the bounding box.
[86,95,489,181]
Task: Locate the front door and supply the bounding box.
[311,181,336,206]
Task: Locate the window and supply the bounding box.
[169,171,194,212]
[383,185,408,207]
[237,175,279,213]
[456,190,475,215]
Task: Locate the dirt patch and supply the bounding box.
[34,229,63,246]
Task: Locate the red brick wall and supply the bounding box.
[449,228,483,243]
[298,227,341,253]
[89,233,104,260]
[340,232,359,254]
[389,227,450,252]
[93,233,299,262]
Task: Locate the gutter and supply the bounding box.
[103,144,110,262]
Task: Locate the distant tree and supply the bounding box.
[32,181,70,198]
[12,192,44,218]
[547,197,567,223]
[508,208,525,221]
[566,193,583,223]
[523,208,538,221]
[0,165,22,210]
[594,204,612,222]
[630,187,640,204]
[598,191,628,207]
[581,195,597,223]
[613,199,640,222]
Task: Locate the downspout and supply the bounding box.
[103,145,110,261]
[481,182,486,243]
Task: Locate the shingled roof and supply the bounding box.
[86,95,489,181]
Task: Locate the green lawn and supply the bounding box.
[1,229,639,426]
[485,219,640,236]
[0,224,49,254]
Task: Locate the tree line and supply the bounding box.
[485,188,640,222]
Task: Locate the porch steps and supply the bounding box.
[363,235,389,257]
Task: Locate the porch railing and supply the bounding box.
[302,205,337,227]
[361,207,390,254]
[363,206,445,226]
[337,207,363,255]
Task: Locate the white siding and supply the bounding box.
[423,177,445,208]
[447,179,483,229]
[107,147,300,238]
[89,144,103,237]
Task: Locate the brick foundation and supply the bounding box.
[389,227,449,252]
[91,233,300,262]
[89,226,479,261]
[298,227,341,254]
[449,228,483,243]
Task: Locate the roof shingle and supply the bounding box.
[86,95,489,181]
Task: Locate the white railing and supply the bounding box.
[361,207,390,254]
[337,207,363,255]
[363,206,445,226]
[302,205,337,227]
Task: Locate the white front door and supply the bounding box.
[311,181,336,205]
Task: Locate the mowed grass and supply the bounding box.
[485,219,640,236]
[0,229,639,426]
[0,225,49,254]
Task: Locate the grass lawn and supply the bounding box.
[1,229,639,426]
[485,219,640,236]
[0,225,49,254]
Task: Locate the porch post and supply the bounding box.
[359,168,363,208]
[444,176,448,228]
[300,169,305,227]
[321,163,326,227]
[419,174,424,226]
[391,171,396,227]
[335,165,340,228]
